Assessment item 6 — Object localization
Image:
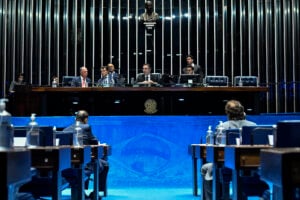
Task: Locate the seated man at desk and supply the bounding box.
[201,100,257,200]
[97,66,115,87]
[136,63,160,86]
[62,110,109,199]
[8,72,27,94]
[183,65,195,75]
[71,66,91,87]
[107,63,121,86]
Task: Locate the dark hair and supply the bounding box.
[76,110,89,122]
[101,66,109,71]
[16,73,24,78]
[143,63,151,69]
[185,65,194,70]
[225,100,245,120]
[186,54,194,60]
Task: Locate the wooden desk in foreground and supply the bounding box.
[188,144,206,197]
[91,144,112,199]
[224,145,271,200]
[260,148,300,200]
[0,149,31,200]
[23,146,71,200]
[206,145,228,200]
[9,86,268,116]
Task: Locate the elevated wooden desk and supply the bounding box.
[9,86,268,116]
[188,144,206,197]
[0,148,31,200]
[224,145,271,200]
[260,148,300,200]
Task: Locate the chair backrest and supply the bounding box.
[226,129,240,145]
[275,120,300,147]
[241,125,273,145]
[14,126,54,146]
[204,76,228,86]
[251,126,274,145]
[62,76,76,87]
[234,76,258,86]
[55,130,74,145]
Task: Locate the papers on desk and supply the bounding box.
[14,137,27,147]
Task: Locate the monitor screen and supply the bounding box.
[14,126,54,146]
[178,74,202,85]
[62,76,76,87]
[241,125,274,145]
[275,120,300,147]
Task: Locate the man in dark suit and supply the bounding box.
[183,55,204,79]
[107,63,119,83]
[136,63,160,85]
[71,66,92,87]
[62,110,109,199]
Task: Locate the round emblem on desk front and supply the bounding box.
[144,99,158,114]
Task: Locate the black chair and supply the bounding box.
[62,76,76,87]
[226,129,241,145]
[234,76,258,86]
[275,120,300,147]
[222,128,270,200]
[204,76,229,86]
[251,127,274,145]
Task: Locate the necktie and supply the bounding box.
[145,75,150,81]
[82,79,86,87]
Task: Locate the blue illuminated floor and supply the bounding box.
[59,187,262,200]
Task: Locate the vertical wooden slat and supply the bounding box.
[274,0,279,112]
[205,0,208,72]
[2,0,8,96]
[231,0,235,79]
[222,0,226,75]
[196,0,200,75]
[291,0,296,111]
[161,0,165,74]
[256,0,261,85]
[74,0,78,74]
[91,0,95,83]
[239,0,243,75]
[170,0,173,72]
[213,0,216,72]
[100,0,103,68]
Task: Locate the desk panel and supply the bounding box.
[8,87,268,116]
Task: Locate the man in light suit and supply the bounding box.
[71,66,91,87]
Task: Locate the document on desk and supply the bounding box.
[14,137,27,147]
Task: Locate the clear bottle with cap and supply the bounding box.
[53,126,57,146]
[73,121,83,146]
[52,77,58,88]
[206,125,214,145]
[131,77,135,85]
[0,98,14,149]
[26,113,40,147]
[215,121,226,146]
